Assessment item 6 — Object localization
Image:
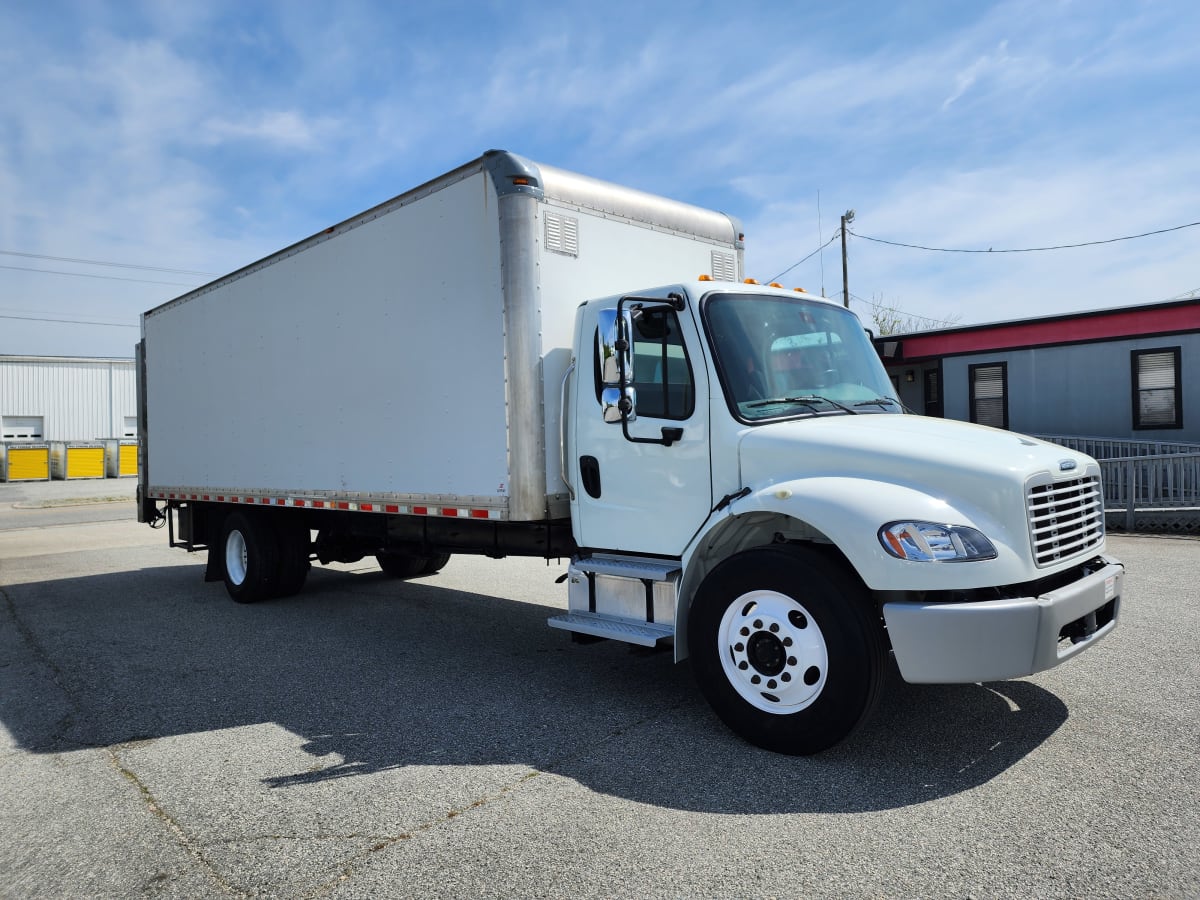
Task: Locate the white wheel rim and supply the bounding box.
[225,529,249,586]
[717,589,829,714]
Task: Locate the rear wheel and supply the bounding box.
[221,511,279,603]
[376,547,449,579]
[420,552,451,575]
[274,519,311,598]
[688,546,885,755]
[376,551,428,579]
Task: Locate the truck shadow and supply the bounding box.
[2,562,1069,814]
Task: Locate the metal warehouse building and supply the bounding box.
[0,355,137,443]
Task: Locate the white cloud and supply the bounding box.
[202,110,340,150]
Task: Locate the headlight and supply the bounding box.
[879,521,997,562]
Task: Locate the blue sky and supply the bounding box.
[2,0,1198,357]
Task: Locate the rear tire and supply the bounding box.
[220,511,279,604]
[274,519,311,598]
[376,551,427,579]
[376,547,450,579]
[688,546,885,755]
[420,552,451,575]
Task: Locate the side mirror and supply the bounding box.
[597,308,634,386]
[601,386,637,423]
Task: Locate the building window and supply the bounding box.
[1131,347,1183,429]
[923,366,943,418]
[969,363,1008,429]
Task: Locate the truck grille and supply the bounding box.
[1027,475,1105,567]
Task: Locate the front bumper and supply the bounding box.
[882,555,1123,683]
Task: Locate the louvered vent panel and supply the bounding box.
[711,251,736,282]
[544,212,579,257]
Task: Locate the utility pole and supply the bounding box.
[840,209,855,309]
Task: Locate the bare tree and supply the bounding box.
[867,295,961,336]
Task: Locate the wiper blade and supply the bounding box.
[746,395,858,414]
[853,397,900,409]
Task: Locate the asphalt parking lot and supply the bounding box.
[1,479,1197,898]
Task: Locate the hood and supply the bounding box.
[734,417,1094,535]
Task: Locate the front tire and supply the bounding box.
[688,546,885,755]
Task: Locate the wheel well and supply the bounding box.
[676,512,857,661]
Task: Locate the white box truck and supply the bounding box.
[138,150,1123,754]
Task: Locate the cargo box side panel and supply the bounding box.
[537,201,739,499]
[144,172,511,502]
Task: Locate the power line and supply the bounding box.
[0,248,217,277]
[0,263,199,287]
[848,220,1200,254]
[0,312,137,328]
[769,233,841,282]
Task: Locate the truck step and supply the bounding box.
[547,613,674,647]
[571,557,681,581]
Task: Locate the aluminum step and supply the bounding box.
[547,612,674,647]
[571,556,681,581]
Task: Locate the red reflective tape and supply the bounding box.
[275,498,286,505]
[441,507,459,517]
[168,493,176,499]
[336,502,350,510]
[216,495,225,502]
[470,509,489,519]
[312,500,325,508]
[294,499,306,507]
[414,506,428,515]
[202,495,210,501]
[360,503,373,512]
[385,504,399,513]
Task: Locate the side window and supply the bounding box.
[630,308,695,420]
[1131,347,1183,429]
[969,362,1008,429]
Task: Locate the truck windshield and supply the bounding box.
[701,292,900,422]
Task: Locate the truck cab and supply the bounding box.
[559,280,1122,754]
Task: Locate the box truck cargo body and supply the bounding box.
[142,151,742,523]
[140,151,1123,754]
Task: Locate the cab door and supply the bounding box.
[570,291,713,556]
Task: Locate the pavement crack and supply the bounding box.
[106,747,248,897]
[302,769,543,899]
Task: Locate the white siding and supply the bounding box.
[0,356,137,442]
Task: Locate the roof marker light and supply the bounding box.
[744,278,759,285]
[698,274,713,281]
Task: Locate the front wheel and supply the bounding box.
[688,546,885,755]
